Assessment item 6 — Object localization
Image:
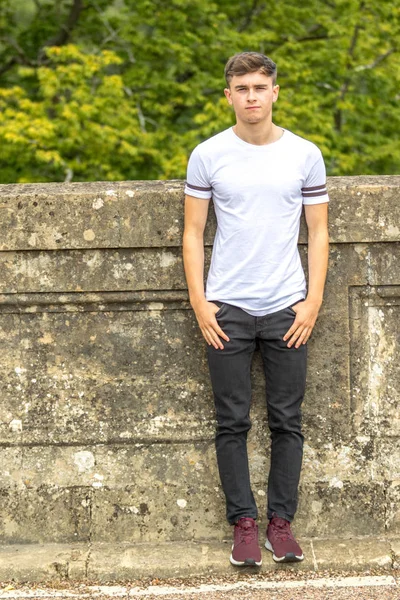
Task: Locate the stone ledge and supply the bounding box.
[0,543,89,582]
[0,176,399,251]
[0,538,397,583]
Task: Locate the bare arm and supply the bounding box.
[183,195,230,349]
[283,202,329,348]
[305,202,329,306]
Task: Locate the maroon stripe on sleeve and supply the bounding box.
[302,190,329,198]
[302,184,327,192]
[186,182,212,192]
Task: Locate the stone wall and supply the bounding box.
[0,176,399,545]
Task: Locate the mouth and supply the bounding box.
[246,106,260,110]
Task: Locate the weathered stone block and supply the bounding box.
[385,481,400,534]
[90,443,227,543]
[312,538,393,570]
[296,482,387,537]
[0,176,398,547]
[0,486,91,544]
[0,543,89,581]
[0,309,215,445]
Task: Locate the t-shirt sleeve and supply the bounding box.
[184,147,212,199]
[302,151,329,205]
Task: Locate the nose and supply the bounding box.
[247,87,256,101]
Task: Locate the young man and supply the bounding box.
[183,52,329,567]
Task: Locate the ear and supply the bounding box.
[224,87,233,105]
[272,85,280,103]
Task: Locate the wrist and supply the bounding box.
[190,295,207,310]
[305,296,323,308]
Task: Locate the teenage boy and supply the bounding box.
[183,52,329,566]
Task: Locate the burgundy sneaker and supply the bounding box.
[265,516,304,563]
[230,517,262,567]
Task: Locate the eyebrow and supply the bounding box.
[234,84,269,89]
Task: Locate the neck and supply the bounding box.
[233,121,283,146]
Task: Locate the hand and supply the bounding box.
[192,300,230,350]
[283,299,321,349]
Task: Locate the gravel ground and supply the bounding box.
[0,568,399,600]
[128,569,400,599]
[130,587,399,599]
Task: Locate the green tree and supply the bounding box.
[0,0,398,183]
[0,45,161,182]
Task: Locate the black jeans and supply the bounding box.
[207,302,307,525]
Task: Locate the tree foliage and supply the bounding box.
[0,0,399,183]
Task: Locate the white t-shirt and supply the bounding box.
[185,127,329,316]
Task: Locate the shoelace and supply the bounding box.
[237,519,257,544]
[270,518,292,542]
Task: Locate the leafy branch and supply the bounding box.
[334,1,365,132]
[40,0,84,51]
[354,48,397,71]
[0,0,84,76]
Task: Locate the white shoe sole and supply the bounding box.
[265,539,304,563]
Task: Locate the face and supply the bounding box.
[224,71,279,125]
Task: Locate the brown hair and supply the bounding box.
[224,52,277,86]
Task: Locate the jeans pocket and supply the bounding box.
[214,302,226,317]
[288,299,305,316]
